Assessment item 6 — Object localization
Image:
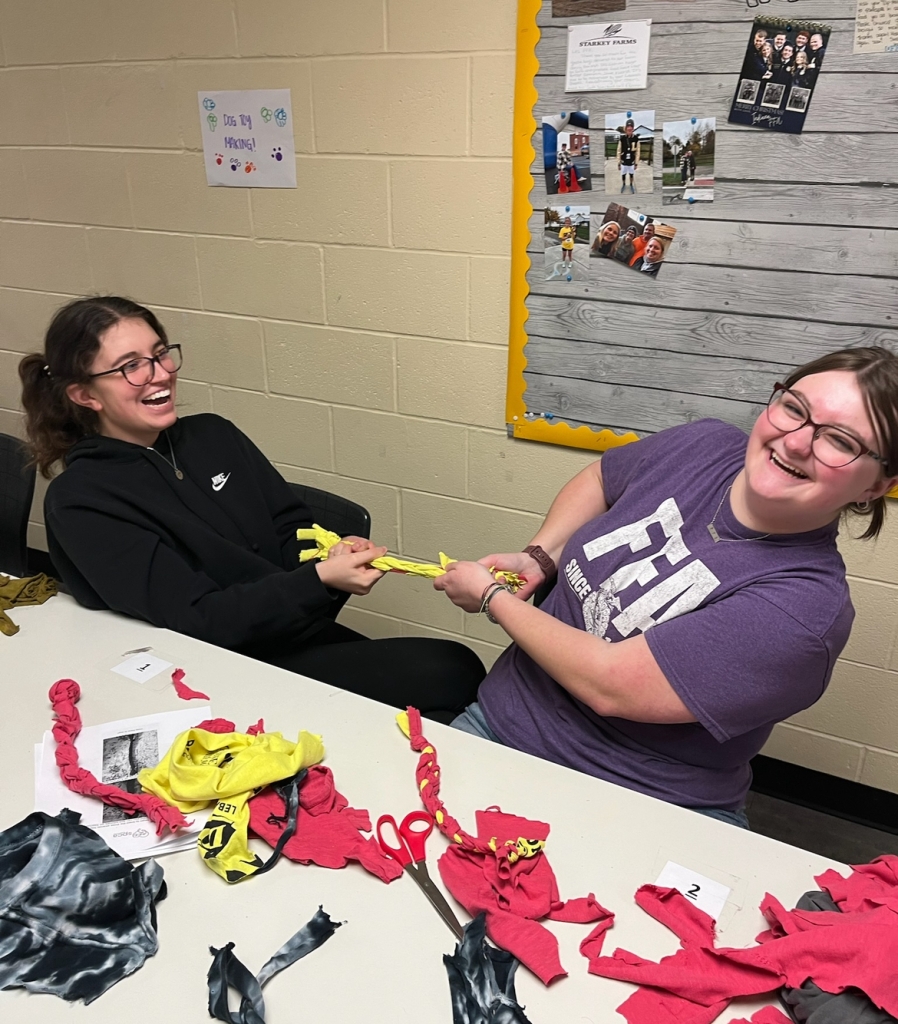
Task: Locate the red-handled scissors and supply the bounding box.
[376,811,464,940]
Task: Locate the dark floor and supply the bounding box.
[746,791,898,864]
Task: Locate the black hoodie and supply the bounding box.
[45,414,338,651]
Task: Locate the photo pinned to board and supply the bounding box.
[729,17,830,134]
[543,111,592,195]
[590,202,675,278]
[604,110,654,196]
[545,204,590,283]
[553,0,623,16]
[662,118,715,204]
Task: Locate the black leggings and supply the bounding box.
[253,622,486,725]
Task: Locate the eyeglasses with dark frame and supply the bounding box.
[87,344,182,387]
[767,383,886,469]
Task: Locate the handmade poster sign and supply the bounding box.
[543,111,592,195]
[590,202,675,277]
[198,89,297,187]
[728,18,831,134]
[603,110,654,195]
[565,20,652,92]
[854,0,898,52]
[545,204,590,282]
[662,118,715,203]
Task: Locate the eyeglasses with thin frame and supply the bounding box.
[767,383,886,469]
[87,344,182,387]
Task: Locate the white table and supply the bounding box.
[1,591,843,1023]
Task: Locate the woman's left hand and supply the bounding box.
[433,560,497,612]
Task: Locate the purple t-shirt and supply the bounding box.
[478,419,853,810]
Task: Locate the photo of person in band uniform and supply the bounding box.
[729,17,830,134]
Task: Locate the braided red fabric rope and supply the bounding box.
[404,706,494,854]
[48,679,190,836]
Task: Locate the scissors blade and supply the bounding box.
[405,864,465,941]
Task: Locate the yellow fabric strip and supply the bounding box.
[297,525,524,591]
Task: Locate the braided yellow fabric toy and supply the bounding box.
[297,525,524,591]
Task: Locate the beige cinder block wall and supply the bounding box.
[2,0,898,795]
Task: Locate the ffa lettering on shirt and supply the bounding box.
[565,497,720,640]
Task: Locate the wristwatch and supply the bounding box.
[522,544,556,579]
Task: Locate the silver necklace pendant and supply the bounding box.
[708,523,721,543]
[175,468,184,480]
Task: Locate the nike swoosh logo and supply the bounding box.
[211,473,231,492]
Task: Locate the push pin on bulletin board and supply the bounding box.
[688,197,696,204]
[561,111,567,118]
[691,117,697,124]
[626,111,632,118]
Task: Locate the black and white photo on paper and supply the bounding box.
[101,730,159,823]
[728,16,831,134]
[786,86,811,113]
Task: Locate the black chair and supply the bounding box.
[287,483,371,541]
[287,482,372,619]
[0,432,36,578]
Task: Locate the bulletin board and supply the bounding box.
[505,0,898,455]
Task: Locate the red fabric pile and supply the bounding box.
[584,855,898,1023]
[402,706,614,985]
[249,764,403,883]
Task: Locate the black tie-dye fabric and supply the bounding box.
[0,808,166,1004]
[444,913,533,1024]
[207,906,341,1023]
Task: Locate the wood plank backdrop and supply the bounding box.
[518,0,898,441]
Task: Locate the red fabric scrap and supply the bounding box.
[194,718,235,733]
[438,806,614,985]
[246,719,265,736]
[730,1010,792,1024]
[171,667,209,701]
[585,873,898,1023]
[402,706,614,985]
[249,765,403,883]
[48,678,190,836]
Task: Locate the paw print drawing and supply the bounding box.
[244,162,256,173]
[260,107,273,123]
[230,158,241,171]
[273,107,287,127]
[214,153,224,165]
[271,147,283,162]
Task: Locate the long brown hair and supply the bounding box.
[19,296,170,477]
[784,347,898,540]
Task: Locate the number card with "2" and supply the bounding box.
[655,860,732,920]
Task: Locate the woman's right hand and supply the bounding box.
[476,551,547,602]
[315,541,387,595]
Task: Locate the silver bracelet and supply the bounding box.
[483,583,511,624]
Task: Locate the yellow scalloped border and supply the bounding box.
[505,0,639,454]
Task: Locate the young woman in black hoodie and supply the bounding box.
[19,296,484,721]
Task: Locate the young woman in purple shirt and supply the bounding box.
[435,349,898,827]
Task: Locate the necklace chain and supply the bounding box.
[148,432,184,480]
[707,485,769,544]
